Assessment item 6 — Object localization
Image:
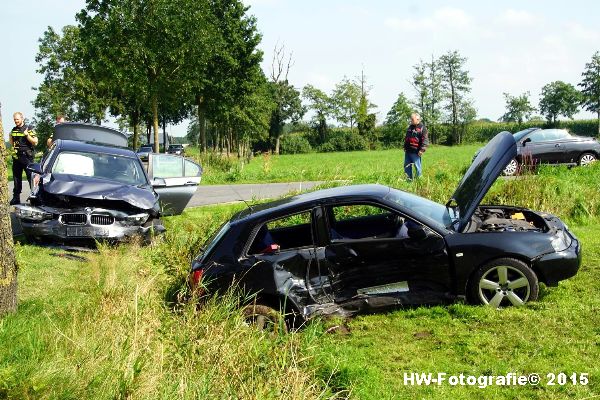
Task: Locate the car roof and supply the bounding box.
[56,139,138,158]
[231,184,391,223]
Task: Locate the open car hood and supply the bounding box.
[42,173,158,211]
[448,131,517,232]
[54,123,128,147]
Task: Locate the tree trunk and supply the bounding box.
[0,102,17,315]
[162,118,167,149]
[274,134,281,155]
[597,111,600,136]
[196,95,207,152]
[152,95,160,153]
[131,108,140,150]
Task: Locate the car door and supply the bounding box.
[521,130,556,164]
[239,210,320,307]
[540,129,569,163]
[147,154,202,215]
[318,203,451,308]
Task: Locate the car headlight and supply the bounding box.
[15,205,52,221]
[550,230,571,252]
[125,213,149,225]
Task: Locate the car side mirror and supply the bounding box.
[152,177,167,187]
[407,224,428,240]
[26,163,42,174]
[522,138,531,147]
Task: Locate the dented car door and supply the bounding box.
[319,203,452,308]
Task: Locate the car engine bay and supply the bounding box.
[467,207,548,233]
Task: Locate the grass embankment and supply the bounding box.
[2,147,600,398]
[187,144,482,185]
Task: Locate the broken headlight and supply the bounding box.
[125,213,149,225]
[550,229,572,252]
[15,205,52,222]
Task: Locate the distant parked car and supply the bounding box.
[474,128,600,176]
[167,144,185,155]
[137,144,154,161]
[15,123,202,244]
[190,131,581,329]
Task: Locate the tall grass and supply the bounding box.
[0,234,330,399]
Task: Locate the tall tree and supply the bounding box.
[268,44,304,154]
[33,25,109,144]
[439,50,473,144]
[302,84,332,144]
[0,102,17,315]
[332,77,361,130]
[500,92,536,124]
[539,81,581,124]
[356,70,377,141]
[385,92,412,128]
[410,61,428,119]
[426,55,443,144]
[78,0,192,153]
[579,51,600,135]
[188,0,263,153]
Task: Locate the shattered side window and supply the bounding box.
[248,211,313,254]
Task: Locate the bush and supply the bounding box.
[318,129,368,152]
[280,134,313,154]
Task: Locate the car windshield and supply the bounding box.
[52,151,148,186]
[169,145,182,150]
[384,188,455,230]
[138,146,152,152]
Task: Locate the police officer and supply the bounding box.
[9,112,38,205]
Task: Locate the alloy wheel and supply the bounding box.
[503,159,518,176]
[579,153,597,166]
[478,265,531,308]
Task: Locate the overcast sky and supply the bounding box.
[1,0,599,139]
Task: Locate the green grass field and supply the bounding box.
[1,146,600,399]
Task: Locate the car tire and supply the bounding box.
[578,152,597,166]
[241,304,286,332]
[502,159,519,176]
[468,258,538,308]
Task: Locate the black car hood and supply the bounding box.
[448,131,517,232]
[41,173,158,211]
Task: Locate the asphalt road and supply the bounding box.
[8,180,323,236]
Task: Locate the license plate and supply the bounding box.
[66,226,109,237]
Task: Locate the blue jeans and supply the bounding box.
[404,151,422,180]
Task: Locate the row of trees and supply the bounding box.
[500,52,600,134]
[33,0,600,157]
[34,0,275,155]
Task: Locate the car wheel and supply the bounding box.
[468,258,538,308]
[502,159,519,176]
[241,304,286,332]
[578,152,597,166]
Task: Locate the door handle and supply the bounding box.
[184,181,198,186]
[555,144,561,147]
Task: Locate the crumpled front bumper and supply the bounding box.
[15,205,165,243]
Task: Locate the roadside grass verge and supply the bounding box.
[0,221,328,399]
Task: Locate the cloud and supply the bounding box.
[495,9,538,25]
[384,7,471,32]
[566,23,600,42]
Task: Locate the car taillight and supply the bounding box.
[191,268,204,287]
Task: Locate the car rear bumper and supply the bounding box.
[533,233,582,286]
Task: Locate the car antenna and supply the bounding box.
[227,184,253,212]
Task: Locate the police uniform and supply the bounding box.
[10,123,37,204]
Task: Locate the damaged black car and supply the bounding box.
[14,123,202,243]
[190,131,581,326]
